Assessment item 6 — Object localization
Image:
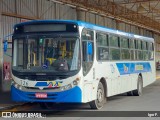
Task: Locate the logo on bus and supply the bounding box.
[35,81,63,88]
[47,81,62,88]
[116,62,151,75]
[123,64,128,73]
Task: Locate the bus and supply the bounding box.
[10,20,156,109]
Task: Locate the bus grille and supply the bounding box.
[24,86,59,90]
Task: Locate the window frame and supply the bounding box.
[120,37,130,60]
[109,34,120,60]
[148,42,154,60]
[142,41,149,60]
[130,39,136,60]
[96,32,109,61]
[81,28,94,76]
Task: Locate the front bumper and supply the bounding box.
[11,85,82,103]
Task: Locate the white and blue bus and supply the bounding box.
[11,20,156,109]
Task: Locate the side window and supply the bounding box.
[130,39,135,49]
[96,33,109,60]
[109,35,119,47]
[138,40,142,50]
[82,29,94,40]
[148,42,154,51]
[130,39,136,60]
[135,40,138,49]
[82,28,94,76]
[142,41,147,50]
[97,33,108,46]
[148,42,154,60]
[138,40,143,60]
[142,41,148,60]
[121,38,129,48]
[134,40,139,60]
[121,37,130,60]
[109,35,120,60]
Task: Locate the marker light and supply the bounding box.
[66,84,72,89]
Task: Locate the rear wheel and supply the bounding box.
[133,75,143,96]
[89,82,106,109]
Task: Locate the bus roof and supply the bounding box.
[76,21,154,42]
[15,20,154,42]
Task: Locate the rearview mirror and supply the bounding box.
[87,42,93,55]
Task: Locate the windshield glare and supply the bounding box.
[13,36,80,72]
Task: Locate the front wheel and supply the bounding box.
[89,82,106,109]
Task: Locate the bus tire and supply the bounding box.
[89,82,105,109]
[133,75,143,96]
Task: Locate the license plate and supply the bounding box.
[35,93,47,98]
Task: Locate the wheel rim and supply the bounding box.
[97,88,103,103]
[90,82,105,109]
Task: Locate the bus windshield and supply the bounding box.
[12,36,80,73]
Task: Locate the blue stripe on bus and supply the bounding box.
[116,62,151,75]
[11,85,82,103]
[35,82,48,86]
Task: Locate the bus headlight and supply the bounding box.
[65,84,72,89]
[60,77,81,91]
